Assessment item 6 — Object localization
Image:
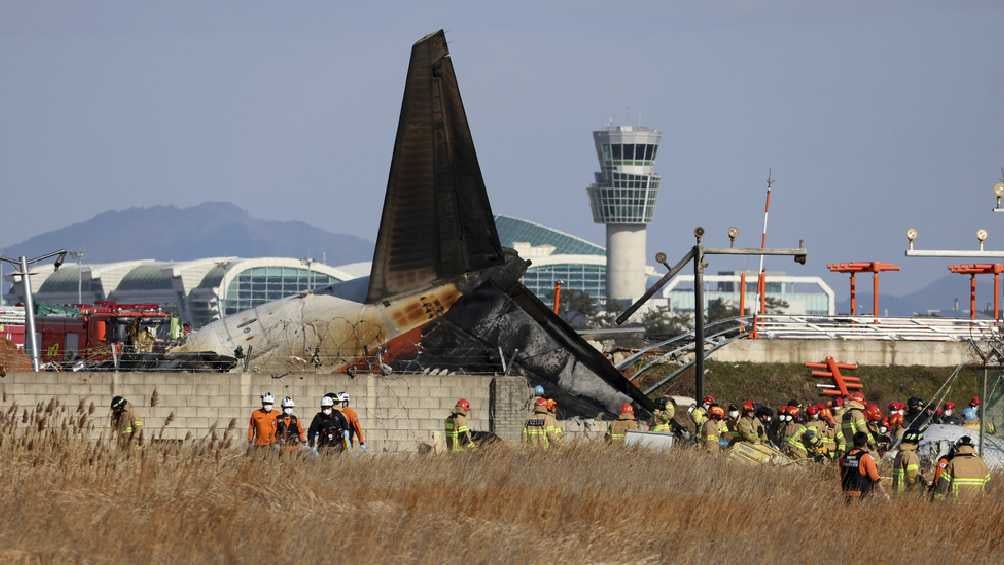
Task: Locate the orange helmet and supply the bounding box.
[545,398,558,412]
[785,405,800,417]
[848,391,865,403]
[864,403,882,422]
[455,398,471,414]
[889,412,904,428]
[619,403,634,416]
[534,397,549,408]
[708,406,726,420]
[742,400,755,412]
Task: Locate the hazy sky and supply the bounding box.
[1,1,1002,296]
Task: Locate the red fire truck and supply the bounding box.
[37,302,171,364]
[0,306,26,348]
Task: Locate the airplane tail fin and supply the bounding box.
[367,30,504,304]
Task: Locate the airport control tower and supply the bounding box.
[586,126,662,307]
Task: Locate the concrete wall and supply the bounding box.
[0,371,530,452]
[714,339,975,367]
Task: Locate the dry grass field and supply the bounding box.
[1,400,1003,564]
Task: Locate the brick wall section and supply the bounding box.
[0,372,530,453]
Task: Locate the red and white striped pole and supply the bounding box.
[753,170,774,337]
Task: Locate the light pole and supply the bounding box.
[0,249,68,372]
[301,257,314,290]
[616,227,807,400]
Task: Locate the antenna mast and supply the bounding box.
[755,169,775,315]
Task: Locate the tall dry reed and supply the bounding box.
[0,399,1001,564]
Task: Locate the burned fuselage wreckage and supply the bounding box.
[178,31,653,416]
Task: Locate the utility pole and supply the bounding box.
[0,249,68,372]
[617,227,807,400]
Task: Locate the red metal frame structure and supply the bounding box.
[946,264,1004,320]
[806,356,862,397]
[551,280,562,314]
[826,262,901,320]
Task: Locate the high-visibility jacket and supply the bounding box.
[701,419,722,452]
[936,445,991,499]
[445,412,475,452]
[111,408,144,444]
[892,443,924,493]
[248,408,280,446]
[523,407,563,448]
[606,414,639,444]
[650,406,675,432]
[735,416,765,444]
[841,404,875,450]
[783,422,808,458]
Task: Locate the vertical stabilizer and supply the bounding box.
[367,31,504,304]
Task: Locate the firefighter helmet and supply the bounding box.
[455,398,471,414]
[864,403,882,421]
[970,395,982,407]
[110,395,127,411]
[320,396,335,408]
[260,392,275,405]
[847,391,865,403]
[619,403,634,416]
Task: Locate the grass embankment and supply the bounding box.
[2,399,1004,563]
[644,360,993,408]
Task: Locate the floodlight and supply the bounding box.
[994,181,1004,198]
[906,228,919,242]
[693,226,705,240]
[654,251,668,266]
[977,229,989,250]
[727,226,739,247]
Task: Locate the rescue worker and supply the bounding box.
[892,428,926,494]
[804,405,834,457]
[759,405,783,448]
[649,396,675,433]
[276,396,306,450]
[109,395,143,446]
[307,395,350,453]
[330,392,367,450]
[724,404,742,445]
[606,403,640,444]
[935,436,991,499]
[689,394,714,439]
[930,443,957,497]
[840,431,884,501]
[863,404,890,455]
[887,401,905,440]
[904,396,931,430]
[782,406,809,459]
[736,400,767,445]
[247,392,280,450]
[445,398,476,452]
[964,396,997,434]
[531,384,546,409]
[701,405,726,453]
[939,402,962,426]
[841,392,876,452]
[962,406,980,432]
[819,405,844,458]
[523,397,563,448]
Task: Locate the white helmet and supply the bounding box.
[320,396,335,408]
[261,392,275,405]
[337,392,350,405]
[281,396,295,409]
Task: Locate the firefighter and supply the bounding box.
[689,394,715,438]
[904,396,931,430]
[964,396,996,434]
[887,401,906,441]
[864,404,890,455]
[782,406,809,459]
[606,403,639,444]
[248,392,280,450]
[736,400,766,445]
[276,396,306,449]
[760,405,783,448]
[962,406,980,432]
[935,436,991,499]
[445,398,476,452]
[840,431,884,501]
[930,443,957,497]
[332,392,367,450]
[307,395,350,453]
[723,404,742,445]
[701,405,726,452]
[649,396,675,433]
[841,392,876,452]
[818,405,843,458]
[109,395,143,446]
[892,428,926,494]
[939,402,962,426]
[531,384,546,409]
[523,397,563,448]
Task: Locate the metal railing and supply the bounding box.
[753,315,1001,341]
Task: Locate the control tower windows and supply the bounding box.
[644,144,654,160]
[622,144,634,162]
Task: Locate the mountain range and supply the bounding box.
[835,273,992,317]
[1,202,373,266]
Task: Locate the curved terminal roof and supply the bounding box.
[495,215,604,256]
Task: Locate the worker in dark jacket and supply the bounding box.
[308,395,350,452]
